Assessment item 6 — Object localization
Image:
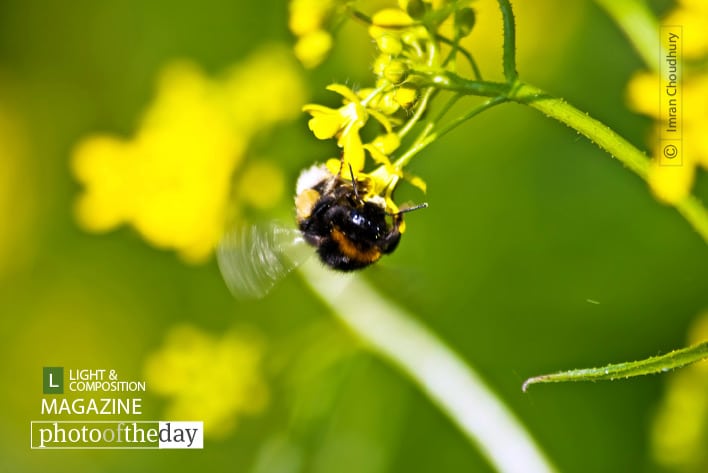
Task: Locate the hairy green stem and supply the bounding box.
[510,82,649,178]
[436,35,483,79]
[298,260,557,473]
[397,87,436,140]
[497,0,518,82]
[416,70,708,243]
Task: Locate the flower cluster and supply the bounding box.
[626,0,708,204]
[71,47,304,263]
[299,0,476,214]
[143,325,269,438]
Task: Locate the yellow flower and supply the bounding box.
[626,12,708,205]
[72,47,305,263]
[647,159,695,204]
[665,0,708,58]
[144,325,269,438]
[0,101,35,279]
[289,0,334,36]
[303,84,369,173]
[303,84,395,175]
[651,312,708,472]
[626,69,708,203]
[288,0,338,68]
[294,30,333,69]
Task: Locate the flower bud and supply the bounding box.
[372,55,390,77]
[394,85,418,108]
[383,60,408,84]
[454,8,476,38]
[398,0,425,19]
[376,34,403,56]
[377,92,400,115]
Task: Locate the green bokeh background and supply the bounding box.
[1,0,706,472]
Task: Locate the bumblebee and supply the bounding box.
[217,163,425,299]
[295,164,422,271]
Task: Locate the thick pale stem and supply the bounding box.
[298,260,558,473]
[593,0,663,72]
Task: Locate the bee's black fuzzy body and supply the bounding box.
[295,165,402,271]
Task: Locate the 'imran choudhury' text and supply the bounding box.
[665,32,680,134]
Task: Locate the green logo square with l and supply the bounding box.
[43,367,63,394]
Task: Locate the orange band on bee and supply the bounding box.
[331,228,382,264]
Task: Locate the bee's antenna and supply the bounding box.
[398,203,429,214]
[347,163,360,200]
[388,202,428,217]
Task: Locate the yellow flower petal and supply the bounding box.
[626,72,660,118]
[294,30,333,68]
[371,8,414,28]
[307,112,343,139]
[647,158,694,204]
[363,143,395,168]
[289,0,334,36]
[404,171,428,193]
[370,133,400,155]
[339,123,366,173]
[326,83,361,104]
[71,135,136,232]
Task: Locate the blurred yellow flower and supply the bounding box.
[237,160,287,210]
[651,312,708,473]
[625,2,708,204]
[72,47,305,263]
[294,30,333,69]
[144,325,269,438]
[0,102,36,278]
[289,0,337,68]
[665,0,708,58]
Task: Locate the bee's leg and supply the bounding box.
[379,226,402,254]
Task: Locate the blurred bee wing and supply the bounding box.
[217,223,309,299]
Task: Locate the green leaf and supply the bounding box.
[523,342,708,392]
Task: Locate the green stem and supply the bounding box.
[675,195,708,242]
[523,341,708,391]
[415,70,511,96]
[397,87,436,140]
[298,259,558,473]
[407,92,463,156]
[497,0,518,82]
[436,35,483,80]
[510,83,708,242]
[394,96,506,168]
[417,70,708,243]
[509,82,649,179]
